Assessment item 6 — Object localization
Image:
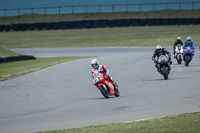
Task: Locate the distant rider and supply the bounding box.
[91,59,118,90]
[152,45,172,72]
[183,36,195,61]
[173,37,183,58]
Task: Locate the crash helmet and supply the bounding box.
[91,59,99,69]
[156,44,162,53]
[177,37,181,41]
[186,36,192,43]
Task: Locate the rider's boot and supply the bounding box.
[109,76,118,91]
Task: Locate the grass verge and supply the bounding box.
[0,25,200,48]
[35,111,200,133]
[0,56,88,82]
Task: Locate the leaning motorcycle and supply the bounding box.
[175,44,183,64]
[156,55,171,80]
[183,46,194,66]
[93,71,120,98]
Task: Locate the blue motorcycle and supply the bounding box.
[183,46,194,66]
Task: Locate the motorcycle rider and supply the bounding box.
[183,36,195,61]
[173,37,183,58]
[152,45,172,72]
[91,59,118,90]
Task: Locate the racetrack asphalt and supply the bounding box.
[0,47,200,133]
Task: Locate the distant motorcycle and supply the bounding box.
[175,44,183,64]
[93,71,120,98]
[156,55,171,80]
[183,46,194,66]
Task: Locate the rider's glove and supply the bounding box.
[104,75,108,79]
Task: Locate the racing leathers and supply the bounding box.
[152,48,172,72]
[91,64,118,90]
[183,40,195,61]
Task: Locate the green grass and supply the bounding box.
[0,10,200,25]
[0,56,88,81]
[0,25,200,48]
[35,111,200,133]
[0,45,20,57]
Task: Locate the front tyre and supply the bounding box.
[98,85,110,98]
[162,67,168,80]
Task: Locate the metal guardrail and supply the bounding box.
[0,1,200,18]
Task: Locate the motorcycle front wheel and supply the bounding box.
[162,67,168,80]
[98,85,110,98]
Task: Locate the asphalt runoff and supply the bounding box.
[1,47,200,133]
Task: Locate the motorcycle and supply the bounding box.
[175,44,183,64]
[183,46,194,66]
[93,71,120,98]
[156,55,171,80]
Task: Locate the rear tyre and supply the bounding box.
[99,85,110,98]
[115,89,120,97]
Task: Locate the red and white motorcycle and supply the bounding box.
[93,71,120,98]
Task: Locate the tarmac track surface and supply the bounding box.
[0,47,200,133]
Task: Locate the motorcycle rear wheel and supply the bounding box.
[99,85,110,98]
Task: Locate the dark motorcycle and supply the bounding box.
[183,46,194,66]
[156,55,171,80]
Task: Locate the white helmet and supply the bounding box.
[186,36,191,43]
[91,59,99,69]
[156,44,162,53]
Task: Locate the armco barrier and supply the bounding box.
[0,18,200,32]
[0,55,36,64]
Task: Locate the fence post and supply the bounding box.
[31,8,33,17]
[85,5,87,14]
[112,5,115,13]
[72,6,74,14]
[139,4,142,12]
[153,3,155,11]
[166,3,168,10]
[179,2,181,10]
[18,9,20,18]
[126,4,128,14]
[58,6,60,15]
[44,7,46,16]
[4,9,6,18]
[99,5,101,14]
[192,2,194,10]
